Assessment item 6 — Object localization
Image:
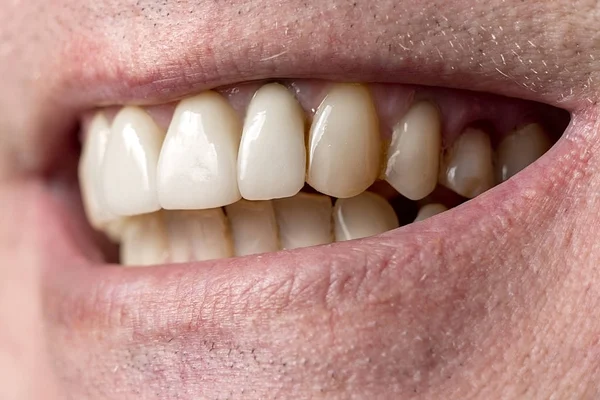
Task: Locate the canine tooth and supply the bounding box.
[102,107,164,216]
[120,213,169,266]
[333,192,399,241]
[157,91,242,210]
[164,209,234,263]
[79,113,118,229]
[307,84,381,198]
[385,102,442,200]
[226,200,279,256]
[238,83,306,200]
[273,193,333,250]
[414,203,448,222]
[496,123,551,182]
[439,128,494,198]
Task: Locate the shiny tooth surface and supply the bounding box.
[238,83,306,200]
[439,127,494,198]
[385,101,442,200]
[164,209,234,263]
[273,193,333,250]
[307,84,381,198]
[226,200,280,256]
[496,123,551,182]
[120,213,169,266]
[333,192,399,241]
[102,107,164,216]
[79,113,118,229]
[414,203,448,222]
[157,91,242,210]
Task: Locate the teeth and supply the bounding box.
[333,192,399,241]
[225,200,280,256]
[439,128,494,198]
[163,209,234,263]
[78,113,118,229]
[120,213,169,266]
[496,123,551,182]
[384,101,442,200]
[307,84,381,198]
[102,107,164,216]
[273,193,333,250]
[157,91,242,210]
[238,83,306,200]
[414,203,448,222]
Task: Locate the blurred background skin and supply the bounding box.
[1,0,600,399]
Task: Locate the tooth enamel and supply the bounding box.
[273,193,333,250]
[78,113,119,230]
[439,128,494,198]
[157,91,242,210]
[120,213,169,266]
[385,101,442,200]
[307,83,381,198]
[102,107,164,216]
[414,203,448,222]
[225,200,280,256]
[164,209,234,263]
[238,83,306,200]
[333,192,399,241]
[496,123,551,182]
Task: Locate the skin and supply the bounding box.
[1,0,600,399]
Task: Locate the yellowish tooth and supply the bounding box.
[157,91,242,210]
[225,200,280,256]
[164,209,234,263]
[385,101,442,200]
[273,193,333,250]
[238,83,306,200]
[102,107,164,216]
[120,213,169,266]
[439,128,494,198]
[333,192,399,241]
[496,123,551,182]
[414,203,448,222]
[307,84,381,198]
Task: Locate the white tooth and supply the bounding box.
[238,83,306,200]
[78,113,119,229]
[102,107,164,216]
[164,209,234,262]
[439,128,494,198]
[496,123,551,182]
[226,200,280,256]
[414,203,448,222]
[273,193,333,250]
[333,192,399,241]
[385,102,442,200]
[157,91,242,210]
[120,213,169,266]
[307,84,381,198]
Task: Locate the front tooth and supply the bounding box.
[157,91,242,210]
[120,213,169,266]
[333,192,399,241]
[307,84,381,198]
[496,123,551,182]
[102,107,164,216]
[414,203,448,222]
[273,193,333,250]
[164,209,234,263]
[225,200,280,256]
[238,83,306,200]
[384,102,442,200]
[78,113,118,229]
[439,128,494,198]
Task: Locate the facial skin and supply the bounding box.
[1,0,600,399]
